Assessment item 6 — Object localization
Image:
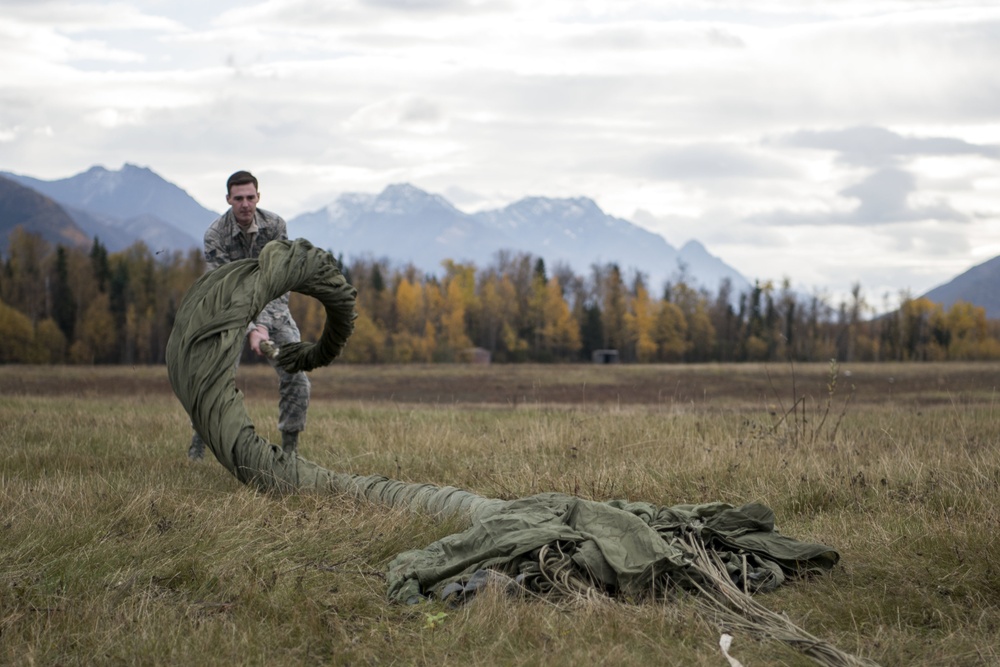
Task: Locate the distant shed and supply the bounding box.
[591,349,620,364]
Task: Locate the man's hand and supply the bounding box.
[248,325,270,356]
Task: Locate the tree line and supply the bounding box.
[2,227,999,364]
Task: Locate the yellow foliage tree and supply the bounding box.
[624,282,657,362]
[501,321,528,357]
[440,278,472,355]
[0,298,37,362]
[539,277,581,357]
[672,283,716,361]
[72,292,118,363]
[944,301,992,360]
[395,277,425,335]
[341,310,387,363]
[654,300,689,362]
[34,317,67,363]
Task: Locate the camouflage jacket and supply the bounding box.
[203,207,291,332]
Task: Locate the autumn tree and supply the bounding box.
[474,271,504,354]
[340,310,387,363]
[624,277,657,362]
[391,275,434,362]
[0,298,37,362]
[669,281,716,361]
[5,226,1000,366]
[438,276,473,357]
[594,263,627,352]
[943,301,992,359]
[34,318,67,363]
[70,292,118,363]
[654,299,689,361]
[2,227,50,324]
[539,276,581,359]
[478,252,533,361]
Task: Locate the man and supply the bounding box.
[187,170,310,460]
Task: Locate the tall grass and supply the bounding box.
[1,363,998,666]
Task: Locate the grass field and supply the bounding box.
[1,361,998,666]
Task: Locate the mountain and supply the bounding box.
[0,175,91,255]
[291,184,751,294]
[921,255,1000,319]
[3,164,750,295]
[291,183,514,272]
[1,164,213,252]
[675,240,751,296]
[473,196,681,286]
[57,206,144,253]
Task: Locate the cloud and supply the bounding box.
[884,221,970,256]
[778,126,1000,168]
[213,0,505,32]
[1,1,184,32]
[840,168,967,223]
[359,0,483,11]
[749,167,968,227]
[3,0,1000,303]
[637,144,796,181]
[562,23,746,51]
[345,95,449,133]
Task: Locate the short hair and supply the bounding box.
[226,170,258,194]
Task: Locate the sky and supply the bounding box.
[2,0,999,308]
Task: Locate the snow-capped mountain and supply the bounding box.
[290,184,751,294]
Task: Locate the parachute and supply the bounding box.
[166,239,874,667]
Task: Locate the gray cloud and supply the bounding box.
[563,25,745,51]
[360,0,479,10]
[4,1,1000,302]
[639,144,796,181]
[841,168,968,223]
[750,167,968,227]
[1,0,183,31]
[777,126,1000,168]
[885,223,970,256]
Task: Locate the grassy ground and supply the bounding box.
[1,362,998,666]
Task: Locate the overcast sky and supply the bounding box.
[2,0,999,306]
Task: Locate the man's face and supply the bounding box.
[227,183,259,228]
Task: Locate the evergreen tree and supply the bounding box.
[579,304,604,359]
[51,245,76,340]
[90,238,110,293]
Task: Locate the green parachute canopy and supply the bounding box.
[166,239,873,667]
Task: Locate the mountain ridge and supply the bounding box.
[9,163,992,315]
[0,175,91,254]
[1,164,211,252]
[3,165,745,292]
[290,183,750,295]
[920,255,1000,319]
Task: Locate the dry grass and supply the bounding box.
[1,362,999,666]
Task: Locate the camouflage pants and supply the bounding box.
[266,313,311,434]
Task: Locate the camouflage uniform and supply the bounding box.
[188,207,310,459]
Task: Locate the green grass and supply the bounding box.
[1,362,999,666]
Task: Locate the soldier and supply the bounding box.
[187,170,310,460]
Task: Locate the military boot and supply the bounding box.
[188,432,205,461]
[281,431,299,456]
